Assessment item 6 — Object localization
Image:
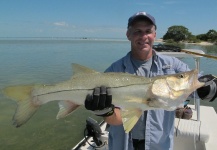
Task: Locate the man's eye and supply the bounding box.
[132,30,154,36]
[133,30,141,35]
[145,30,153,34]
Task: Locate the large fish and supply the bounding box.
[2,64,204,133]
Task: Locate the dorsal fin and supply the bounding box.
[72,63,97,76]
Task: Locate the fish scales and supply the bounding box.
[2,63,204,132]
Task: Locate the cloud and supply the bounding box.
[53,22,69,27]
[83,26,125,33]
[135,2,154,6]
[163,1,186,5]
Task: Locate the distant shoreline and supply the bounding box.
[0,37,215,46]
[155,39,214,46]
[185,41,214,46]
[155,39,164,43]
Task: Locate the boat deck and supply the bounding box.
[174,105,217,150]
[72,105,217,150]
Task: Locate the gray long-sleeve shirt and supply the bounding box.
[105,51,190,150]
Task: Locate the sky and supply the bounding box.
[0,0,217,39]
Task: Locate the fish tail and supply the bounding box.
[2,85,40,127]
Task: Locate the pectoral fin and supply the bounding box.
[57,100,79,119]
[121,108,142,133]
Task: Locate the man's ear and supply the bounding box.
[126,30,131,41]
[154,31,157,39]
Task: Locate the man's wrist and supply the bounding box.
[94,104,115,117]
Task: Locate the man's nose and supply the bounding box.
[140,32,148,38]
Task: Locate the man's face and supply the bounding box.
[127,21,156,60]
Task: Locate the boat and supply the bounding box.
[72,48,217,150]
[152,44,181,52]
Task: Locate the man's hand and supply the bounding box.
[85,86,114,117]
[197,74,217,102]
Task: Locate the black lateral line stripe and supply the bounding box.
[34,82,150,97]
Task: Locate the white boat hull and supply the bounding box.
[72,105,217,150]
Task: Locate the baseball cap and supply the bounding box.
[128,11,157,29]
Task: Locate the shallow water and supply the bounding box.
[0,39,217,150]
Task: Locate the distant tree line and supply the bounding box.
[162,25,217,45]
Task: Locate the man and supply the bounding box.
[85,11,217,150]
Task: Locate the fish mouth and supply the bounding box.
[148,69,205,110]
[190,69,205,89]
[150,69,204,101]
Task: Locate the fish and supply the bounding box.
[2,63,204,133]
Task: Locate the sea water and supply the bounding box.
[0,38,217,150]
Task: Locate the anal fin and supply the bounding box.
[57,100,79,119]
[121,108,142,133]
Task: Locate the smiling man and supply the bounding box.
[126,12,156,61]
[84,11,217,150]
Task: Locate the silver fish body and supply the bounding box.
[2,64,204,132]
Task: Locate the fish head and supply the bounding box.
[148,69,204,110]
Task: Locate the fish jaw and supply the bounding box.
[148,69,204,110]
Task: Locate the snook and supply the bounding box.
[2,64,204,133]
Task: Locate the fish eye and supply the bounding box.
[179,74,185,78]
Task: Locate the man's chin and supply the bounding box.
[140,47,151,52]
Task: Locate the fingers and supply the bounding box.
[105,88,112,107]
[92,87,100,110]
[197,74,217,102]
[85,87,100,110]
[99,86,112,108]
[199,74,214,82]
[98,86,106,109]
[85,94,95,110]
[85,86,112,111]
